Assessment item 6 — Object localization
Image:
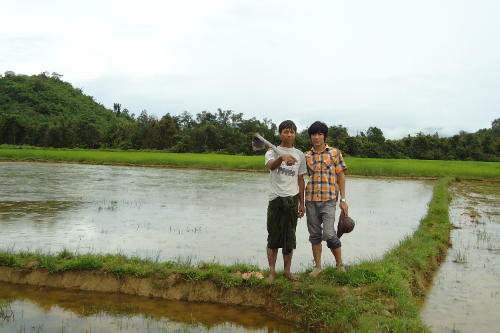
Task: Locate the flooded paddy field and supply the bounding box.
[0,161,435,332]
[0,162,433,269]
[420,181,500,333]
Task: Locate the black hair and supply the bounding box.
[308,121,328,142]
[279,120,297,133]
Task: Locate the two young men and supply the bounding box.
[265,120,348,280]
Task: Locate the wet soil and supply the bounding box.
[0,266,265,307]
[0,266,294,320]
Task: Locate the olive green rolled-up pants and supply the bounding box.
[267,195,299,255]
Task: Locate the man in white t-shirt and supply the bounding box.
[264,120,307,282]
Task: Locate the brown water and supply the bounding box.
[420,182,500,333]
[0,161,434,332]
[0,281,295,332]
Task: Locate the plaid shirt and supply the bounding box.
[305,145,347,201]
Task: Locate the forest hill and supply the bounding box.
[1,71,499,162]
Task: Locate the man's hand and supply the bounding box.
[298,204,305,218]
[280,153,298,166]
[339,201,348,217]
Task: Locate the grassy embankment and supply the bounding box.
[1,146,499,332]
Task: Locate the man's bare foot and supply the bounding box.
[284,271,300,281]
[309,267,323,277]
[265,272,277,283]
[337,265,346,272]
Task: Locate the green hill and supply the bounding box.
[0,71,133,148]
[0,71,116,128]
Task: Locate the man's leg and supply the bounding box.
[306,200,324,277]
[321,199,344,269]
[331,247,343,268]
[266,247,278,282]
[309,243,323,277]
[283,250,299,281]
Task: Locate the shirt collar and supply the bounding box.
[311,144,330,154]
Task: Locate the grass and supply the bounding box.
[0,248,262,288]
[0,178,456,332]
[1,145,500,179]
[0,146,265,171]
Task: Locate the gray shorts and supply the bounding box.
[305,200,341,249]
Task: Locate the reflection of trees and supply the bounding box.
[0,283,293,332]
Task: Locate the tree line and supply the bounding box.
[1,71,499,161]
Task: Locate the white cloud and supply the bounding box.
[2,0,499,139]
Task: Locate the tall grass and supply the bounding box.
[1,146,499,179]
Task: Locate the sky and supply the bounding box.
[2,0,499,139]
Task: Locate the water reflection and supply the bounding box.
[0,162,433,270]
[0,281,295,332]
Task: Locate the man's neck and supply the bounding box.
[313,143,326,152]
[280,142,293,148]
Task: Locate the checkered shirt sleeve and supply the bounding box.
[305,146,347,201]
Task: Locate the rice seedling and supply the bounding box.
[2,146,500,179]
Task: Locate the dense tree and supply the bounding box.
[152,114,180,150]
[1,72,499,161]
[0,114,27,144]
[328,125,349,151]
[73,119,101,149]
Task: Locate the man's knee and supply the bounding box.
[326,237,341,249]
[309,235,322,245]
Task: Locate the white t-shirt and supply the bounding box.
[265,146,307,201]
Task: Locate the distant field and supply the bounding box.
[1,146,499,179]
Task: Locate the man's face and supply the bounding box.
[310,132,325,146]
[279,128,296,144]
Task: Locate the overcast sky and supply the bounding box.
[2,0,499,139]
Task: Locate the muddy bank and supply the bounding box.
[0,266,300,323]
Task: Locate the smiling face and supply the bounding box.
[310,132,325,146]
[279,128,296,147]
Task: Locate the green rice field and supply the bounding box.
[1,146,499,180]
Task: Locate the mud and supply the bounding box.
[0,266,299,323]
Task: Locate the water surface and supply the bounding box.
[0,162,434,270]
[0,281,295,333]
[420,182,500,333]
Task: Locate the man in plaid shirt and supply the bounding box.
[305,121,348,276]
